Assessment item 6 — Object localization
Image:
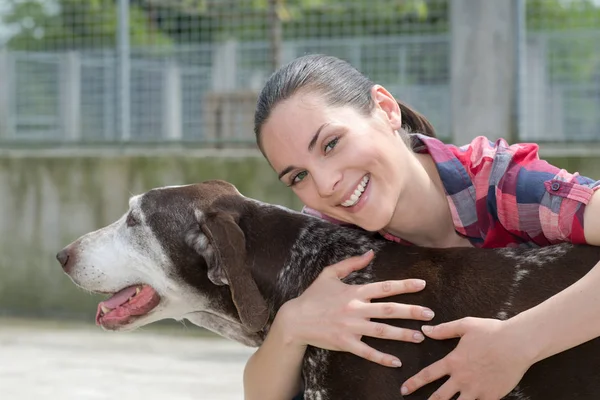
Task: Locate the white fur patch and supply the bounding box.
[496,244,571,320]
[276,219,380,303]
[64,193,214,331]
[303,348,330,400]
[184,311,263,347]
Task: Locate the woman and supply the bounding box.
[244,54,600,400]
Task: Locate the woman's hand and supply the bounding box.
[278,250,434,368]
[401,317,533,400]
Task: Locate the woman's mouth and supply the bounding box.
[341,175,370,208]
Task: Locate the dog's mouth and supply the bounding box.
[96,284,161,329]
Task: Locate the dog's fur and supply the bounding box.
[58,180,600,400]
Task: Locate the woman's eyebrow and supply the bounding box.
[308,123,330,151]
[278,123,331,180]
[278,165,295,180]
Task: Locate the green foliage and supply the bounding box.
[3,0,172,50]
[526,0,600,83]
[3,0,450,49]
[527,0,600,31]
[2,0,598,86]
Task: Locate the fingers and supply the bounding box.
[360,302,435,321]
[357,278,426,300]
[346,339,403,368]
[346,319,426,343]
[422,318,472,340]
[426,381,460,400]
[401,359,448,396]
[329,249,375,279]
[323,252,428,302]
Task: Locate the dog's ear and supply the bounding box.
[188,209,269,332]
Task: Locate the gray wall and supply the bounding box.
[1,152,599,318]
[0,151,301,318]
[451,0,518,143]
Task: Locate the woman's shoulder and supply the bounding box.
[427,135,547,178]
[453,136,541,164]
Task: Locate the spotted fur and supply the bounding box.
[496,244,572,320]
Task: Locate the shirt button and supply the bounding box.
[551,182,561,191]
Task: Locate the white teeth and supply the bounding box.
[101,305,112,314]
[136,287,141,296]
[341,175,370,207]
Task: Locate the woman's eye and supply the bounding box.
[324,137,339,154]
[291,170,308,185]
[126,213,139,227]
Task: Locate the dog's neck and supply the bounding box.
[238,200,383,316]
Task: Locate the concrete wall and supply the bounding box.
[1,152,599,319]
[0,150,302,319]
[450,0,518,143]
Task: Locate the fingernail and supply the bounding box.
[392,359,402,367]
[362,249,374,257]
[422,309,435,319]
[422,325,433,334]
[415,279,426,288]
[413,332,425,341]
[401,386,408,395]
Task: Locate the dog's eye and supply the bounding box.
[126,213,139,227]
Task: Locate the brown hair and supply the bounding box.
[254,54,436,151]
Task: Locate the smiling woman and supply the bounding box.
[257,82,440,234]
[244,54,600,400]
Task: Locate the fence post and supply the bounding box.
[60,51,81,141]
[513,0,526,142]
[212,39,237,91]
[450,0,517,143]
[163,61,182,141]
[0,49,11,139]
[117,0,131,141]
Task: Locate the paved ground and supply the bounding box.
[0,318,254,400]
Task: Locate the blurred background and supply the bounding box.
[0,0,599,399]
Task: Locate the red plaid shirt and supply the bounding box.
[303,135,600,249]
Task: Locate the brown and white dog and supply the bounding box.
[57,180,600,400]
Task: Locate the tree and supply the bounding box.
[2,0,172,50]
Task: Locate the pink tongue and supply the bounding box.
[100,286,138,309]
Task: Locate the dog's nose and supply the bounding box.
[56,249,70,269]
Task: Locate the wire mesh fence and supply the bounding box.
[0,0,598,145]
[524,0,600,142]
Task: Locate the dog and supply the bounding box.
[57,180,600,400]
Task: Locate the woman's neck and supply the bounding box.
[384,152,471,248]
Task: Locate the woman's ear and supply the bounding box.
[370,85,402,131]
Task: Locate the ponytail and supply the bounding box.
[397,101,437,138]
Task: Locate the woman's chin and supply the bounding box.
[350,215,388,232]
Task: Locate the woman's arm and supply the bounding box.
[243,304,306,400]
[513,188,600,362]
[400,190,600,399]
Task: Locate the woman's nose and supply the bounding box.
[314,173,340,198]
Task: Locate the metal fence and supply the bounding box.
[0,0,598,145]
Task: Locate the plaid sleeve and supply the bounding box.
[493,143,600,245]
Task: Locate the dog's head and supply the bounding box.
[56,180,269,346]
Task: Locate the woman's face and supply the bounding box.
[260,86,416,231]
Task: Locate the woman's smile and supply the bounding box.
[338,174,371,213]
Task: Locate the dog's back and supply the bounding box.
[301,241,600,399]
